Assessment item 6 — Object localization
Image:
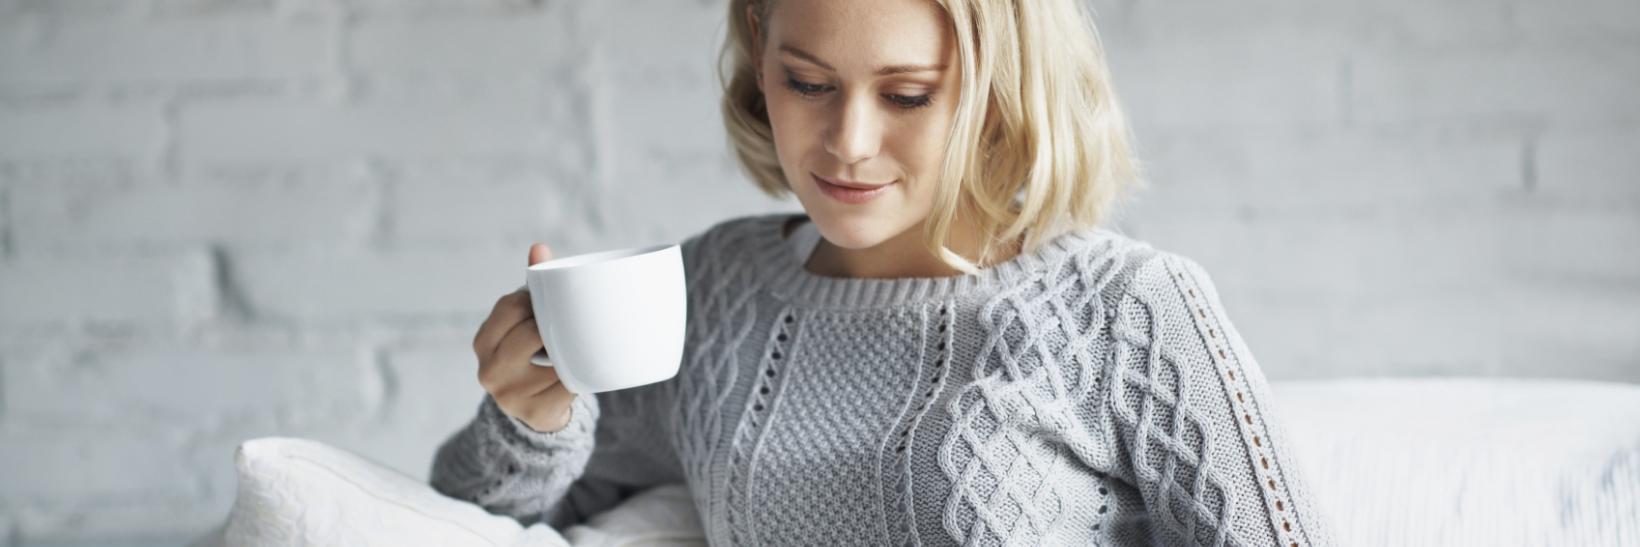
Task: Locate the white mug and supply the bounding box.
[522,243,686,394]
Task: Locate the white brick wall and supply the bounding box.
[0,0,1634,544]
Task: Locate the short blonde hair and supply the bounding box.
[719,0,1145,274]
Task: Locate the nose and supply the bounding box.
[823,92,881,165]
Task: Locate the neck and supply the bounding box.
[806,215,1023,279]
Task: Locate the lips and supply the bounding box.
[813,173,895,205]
[814,174,892,190]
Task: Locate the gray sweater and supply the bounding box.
[431,212,1332,546]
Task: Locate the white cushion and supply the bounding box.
[189,437,703,547]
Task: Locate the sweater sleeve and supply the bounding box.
[429,375,685,530]
[1104,252,1332,547]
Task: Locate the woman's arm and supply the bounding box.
[429,391,600,527]
[1105,252,1333,546]
[430,377,684,530]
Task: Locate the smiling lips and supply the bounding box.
[814,173,895,204]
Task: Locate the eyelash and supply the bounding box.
[783,76,934,110]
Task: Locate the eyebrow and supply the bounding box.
[778,44,946,76]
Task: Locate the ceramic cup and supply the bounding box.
[523,243,686,394]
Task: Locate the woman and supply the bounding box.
[432,0,1333,545]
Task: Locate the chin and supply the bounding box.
[793,173,924,251]
[804,209,915,251]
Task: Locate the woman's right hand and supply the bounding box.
[471,243,576,433]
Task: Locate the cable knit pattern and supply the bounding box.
[429,212,1333,546]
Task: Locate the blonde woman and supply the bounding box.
[433,0,1333,544]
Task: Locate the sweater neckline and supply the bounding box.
[746,212,1111,309]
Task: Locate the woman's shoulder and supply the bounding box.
[1048,226,1222,308]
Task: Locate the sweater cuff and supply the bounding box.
[480,391,600,453]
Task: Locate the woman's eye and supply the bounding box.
[783,75,935,111]
[887,94,933,110]
[784,77,830,97]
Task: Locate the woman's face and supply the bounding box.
[754,0,961,251]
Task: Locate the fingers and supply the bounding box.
[487,359,562,404]
[473,289,531,357]
[478,318,561,396]
[491,317,544,369]
[473,242,553,357]
[529,243,554,266]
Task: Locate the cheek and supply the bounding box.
[764,98,817,166]
[896,120,951,179]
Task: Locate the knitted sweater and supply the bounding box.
[430,212,1333,546]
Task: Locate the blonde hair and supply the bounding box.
[719,0,1145,274]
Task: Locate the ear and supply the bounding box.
[745,5,762,48]
[746,5,765,92]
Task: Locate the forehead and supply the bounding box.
[765,0,954,71]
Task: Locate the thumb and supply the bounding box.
[528,243,554,266]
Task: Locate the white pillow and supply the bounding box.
[190,437,704,547]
